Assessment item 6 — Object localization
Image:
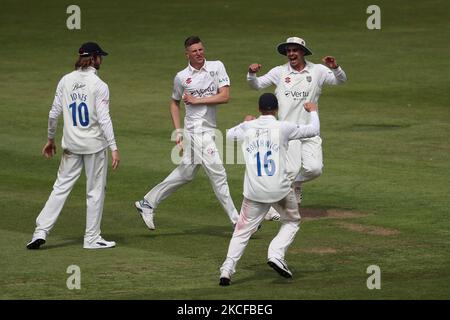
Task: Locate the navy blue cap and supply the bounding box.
[258,93,278,111]
[78,42,108,57]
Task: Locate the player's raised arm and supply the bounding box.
[247,65,280,90]
[226,121,247,141]
[321,56,347,85]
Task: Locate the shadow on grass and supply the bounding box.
[233,263,330,287]
[347,123,412,131]
[39,239,80,250]
[102,224,267,253]
[114,225,265,241]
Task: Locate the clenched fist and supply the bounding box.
[248,63,262,73]
[303,102,318,112]
[322,56,339,69]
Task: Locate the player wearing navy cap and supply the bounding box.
[219,93,320,285]
[27,42,120,250]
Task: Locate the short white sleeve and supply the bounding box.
[171,74,184,101]
[217,61,230,88]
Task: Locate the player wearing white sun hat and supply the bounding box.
[247,36,347,219]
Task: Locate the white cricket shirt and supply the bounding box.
[48,67,117,154]
[172,60,230,132]
[247,61,346,125]
[227,112,320,203]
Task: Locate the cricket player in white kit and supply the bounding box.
[135,36,239,229]
[219,93,320,286]
[247,37,346,217]
[27,42,120,250]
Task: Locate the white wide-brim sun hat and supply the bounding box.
[276,37,313,56]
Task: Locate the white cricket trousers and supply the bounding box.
[144,131,239,224]
[286,135,323,183]
[220,189,301,275]
[32,148,108,243]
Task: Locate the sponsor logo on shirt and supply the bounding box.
[218,77,229,84]
[189,83,216,97]
[72,82,86,91]
[284,91,309,100]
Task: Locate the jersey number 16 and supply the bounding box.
[255,151,276,176]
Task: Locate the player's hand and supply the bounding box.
[244,115,256,121]
[182,93,197,105]
[175,131,184,155]
[322,56,338,69]
[248,63,262,73]
[111,150,120,170]
[303,102,318,112]
[42,139,56,159]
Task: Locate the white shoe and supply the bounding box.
[293,182,303,204]
[264,207,281,221]
[83,237,116,249]
[135,200,155,230]
[267,257,292,278]
[219,270,231,286]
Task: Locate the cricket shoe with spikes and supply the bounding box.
[135,199,155,230]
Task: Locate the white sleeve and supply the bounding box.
[284,111,320,140]
[217,61,230,88]
[226,122,247,141]
[96,82,118,151]
[246,66,281,90]
[171,74,183,101]
[320,64,347,86]
[47,78,64,139]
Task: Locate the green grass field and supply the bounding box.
[1,0,449,300]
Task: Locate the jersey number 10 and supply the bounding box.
[255,151,276,176]
[69,102,89,127]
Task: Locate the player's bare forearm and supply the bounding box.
[170,99,183,147]
[170,99,181,130]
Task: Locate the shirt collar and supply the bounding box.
[188,59,208,73]
[258,114,277,120]
[78,66,97,74]
[287,60,312,74]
